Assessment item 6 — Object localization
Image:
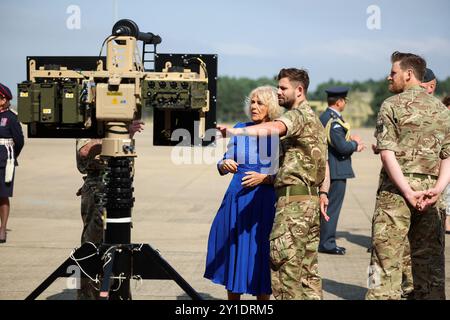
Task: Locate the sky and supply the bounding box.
[1,0,449,100]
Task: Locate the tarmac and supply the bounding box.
[0,125,449,300]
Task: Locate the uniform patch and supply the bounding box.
[376,119,384,134]
[0,117,8,127]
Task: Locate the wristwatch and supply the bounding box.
[319,191,329,197]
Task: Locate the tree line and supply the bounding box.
[217,76,450,126]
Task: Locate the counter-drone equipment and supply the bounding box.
[20,19,216,300]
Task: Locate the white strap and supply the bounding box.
[105,217,132,223]
[0,138,13,145]
[5,143,15,183]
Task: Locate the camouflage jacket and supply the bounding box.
[274,100,328,189]
[375,85,450,176]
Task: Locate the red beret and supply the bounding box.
[0,83,12,100]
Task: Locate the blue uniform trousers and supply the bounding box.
[319,179,346,250]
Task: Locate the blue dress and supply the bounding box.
[204,122,276,295]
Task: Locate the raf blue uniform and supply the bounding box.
[319,87,357,254]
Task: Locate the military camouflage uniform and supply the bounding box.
[270,100,328,300]
[76,138,105,300]
[367,85,450,300]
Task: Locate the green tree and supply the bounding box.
[217,76,276,123]
[216,76,450,125]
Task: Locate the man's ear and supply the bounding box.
[406,69,414,82]
[296,85,303,98]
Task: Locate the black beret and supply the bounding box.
[423,68,436,83]
[0,83,12,100]
[325,86,349,98]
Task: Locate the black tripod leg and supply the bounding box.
[99,248,117,300]
[139,245,202,300]
[26,243,101,300]
[25,258,75,300]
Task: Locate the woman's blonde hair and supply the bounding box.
[244,85,283,121]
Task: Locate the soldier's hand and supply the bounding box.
[129,120,145,138]
[242,171,265,187]
[319,194,330,222]
[404,190,426,210]
[417,187,441,211]
[371,144,380,154]
[216,125,231,139]
[79,140,102,159]
[356,142,366,152]
[221,159,238,174]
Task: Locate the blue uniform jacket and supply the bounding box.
[0,109,24,167]
[319,108,356,180]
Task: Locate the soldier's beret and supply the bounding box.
[0,83,12,100]
[423,68,436,83]
[325,86,349,98]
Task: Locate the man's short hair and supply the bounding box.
[277,68,310,94]
[327,96,342,106]
[391,51,426,81]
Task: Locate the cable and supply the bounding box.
[197,58,208,80]
[102,245,117,269]
[98,35,118,59]
[132,243,144,252]
[110,273,126,292]
[69,242,101,283]
[132,275,143,291]
[183,57,208,80]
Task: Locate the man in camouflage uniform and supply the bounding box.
[219,68,330,300]
[76,139,105,245]
[76,138,105,299]
[400,67,440,298]
[76,121,144,300]
[366,52,450,300]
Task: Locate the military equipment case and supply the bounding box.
[153,53,217,146]
[19,56,106,138]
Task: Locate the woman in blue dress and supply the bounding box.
[204,86,283,300]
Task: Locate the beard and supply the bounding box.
[388,81,404,94]
[278,96,295,109]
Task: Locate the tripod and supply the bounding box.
[26,127,202,300]
[25,242,202,300]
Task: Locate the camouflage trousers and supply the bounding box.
[77,175,103,300]
[400,193,447,299]
[269,196,322,300]
[366,175,446,300]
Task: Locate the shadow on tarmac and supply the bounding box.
[336,231,371,249]
[323,278,367,300]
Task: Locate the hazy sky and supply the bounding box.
[1,0,449,99]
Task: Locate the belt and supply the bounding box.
[405,173,437,180]
[0,138,13,145]
[276,185,318,198]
